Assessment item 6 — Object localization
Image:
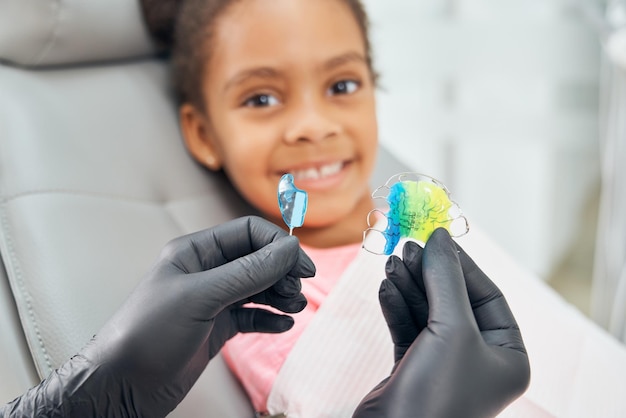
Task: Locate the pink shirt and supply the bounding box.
[222,242,361,413]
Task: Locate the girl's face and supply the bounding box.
[182,0,378,243]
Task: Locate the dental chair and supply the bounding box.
[0,1,402,416]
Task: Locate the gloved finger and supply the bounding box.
[192,235,305,318]
[231,307,295,333]
[421,228,477,332]
[455,243,525,351]
[207,216,316,278]
[379,279,419,362]
[248,274,306,313]
[385,254,428,332]
[401,240,427,296]
[249,271,307,313]
[249,287,308,313]
[271,275,303,297]
[207,308,295,359]
[162,216,316,279]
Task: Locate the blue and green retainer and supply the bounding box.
[382,180,453,254]
[364,173,469,255]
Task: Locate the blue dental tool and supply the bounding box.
[278,174,308,235]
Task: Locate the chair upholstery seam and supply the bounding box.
[1,189,169,206]
[0,203,53,375]
[33,0,64,66]
[162,203,189,234]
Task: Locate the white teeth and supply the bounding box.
[303,168,319,180]
[292,162,343,180]
[320,162,342,178]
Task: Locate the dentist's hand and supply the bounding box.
[1,216,315,418]
[354,228,530,418]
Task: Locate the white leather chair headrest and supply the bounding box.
[0,0,157,67]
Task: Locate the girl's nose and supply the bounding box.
[283,98,343,144]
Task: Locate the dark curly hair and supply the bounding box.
[140,0,376,111]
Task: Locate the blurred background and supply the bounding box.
[362,0,624,332]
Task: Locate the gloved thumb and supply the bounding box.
[194,235,303,317]
[422,228,477,332]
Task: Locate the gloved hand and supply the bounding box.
[353,228,530,418]
[1,216,315,418]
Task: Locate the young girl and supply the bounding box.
[140,0,533,416]
[141,0,387,414]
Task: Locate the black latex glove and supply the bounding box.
[354,228,530,418]
[1,216,315,418]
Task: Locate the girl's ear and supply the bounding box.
[179,103,222,171]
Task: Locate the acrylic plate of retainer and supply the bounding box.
[363,172,469,255]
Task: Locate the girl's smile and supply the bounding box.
[281,159,351,191]
[289,159,347,181]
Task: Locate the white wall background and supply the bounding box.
[363,0,602,279]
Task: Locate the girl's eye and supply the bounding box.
[243,94,280,107]
[328,80,360,96]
